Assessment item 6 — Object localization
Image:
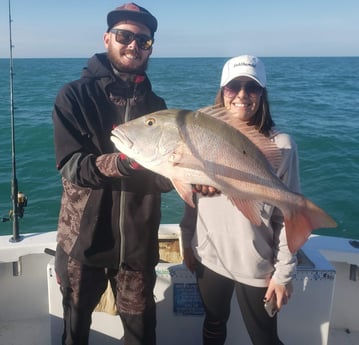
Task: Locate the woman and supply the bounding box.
[180,55,299,345]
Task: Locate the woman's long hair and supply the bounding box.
[214,88,275,137]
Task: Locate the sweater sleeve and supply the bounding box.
[271,209,298,285]
[271,132,301,284]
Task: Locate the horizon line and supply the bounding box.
[0,55,358,59]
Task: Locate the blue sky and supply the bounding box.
[0,0,358,58]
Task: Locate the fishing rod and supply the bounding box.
[6,0,27,243]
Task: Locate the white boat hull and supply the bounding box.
[1,225,359,344]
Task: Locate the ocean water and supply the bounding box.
[0,57,358,239]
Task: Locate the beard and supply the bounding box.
[107,46,149,74]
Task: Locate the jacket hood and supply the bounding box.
[82,53,148,80]
[81,53,114,79]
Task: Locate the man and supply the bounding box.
[53,3,172,345]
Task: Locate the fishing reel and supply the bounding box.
[15,191,28,218]
[2,191,28,222]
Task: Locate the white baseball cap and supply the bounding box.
[220,55,266,88]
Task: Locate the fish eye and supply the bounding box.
[145,118,156,126]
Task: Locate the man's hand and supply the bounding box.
[116,153,144,176]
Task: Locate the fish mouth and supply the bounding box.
[111,127,133,149]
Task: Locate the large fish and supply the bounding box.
[111,107,337,253]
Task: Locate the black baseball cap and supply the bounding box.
[107,3,158,36]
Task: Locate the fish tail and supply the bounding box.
[284,198,337,253]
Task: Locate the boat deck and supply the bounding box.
[1,317,359,345]
[329,328,359,345]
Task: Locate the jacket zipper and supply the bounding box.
[119,86,135,267]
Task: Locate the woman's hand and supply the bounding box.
[193,184,221,197]
[264,279,293,312]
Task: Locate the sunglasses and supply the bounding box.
[223,80,263,97]
[110,29,154,50]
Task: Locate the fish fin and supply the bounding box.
[230,198,263,225]
[283,198,337,253]
[198,105,282,171]
[169,150,204,170]
[171,179,195,208]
